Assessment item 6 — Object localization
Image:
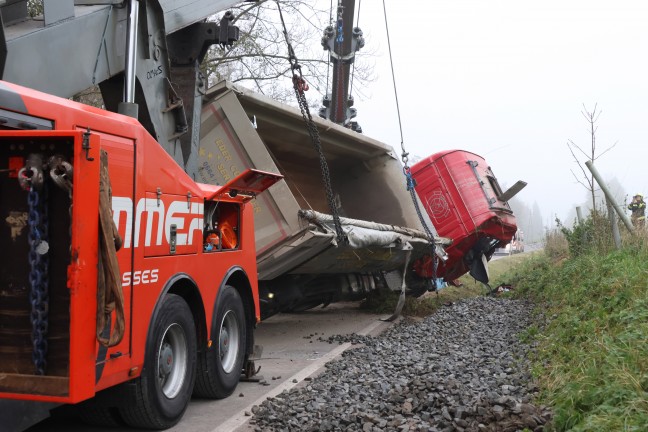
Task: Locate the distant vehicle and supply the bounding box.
[496,230,525,255]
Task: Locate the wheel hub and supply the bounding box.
[220,328,230,357]
[159,342,173,377]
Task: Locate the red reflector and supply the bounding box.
[8,156,23,178]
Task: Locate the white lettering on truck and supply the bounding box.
[122,269,159,287]
[112,196,204,249]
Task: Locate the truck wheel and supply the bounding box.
[194,285,246,399]
[119,294,197,429]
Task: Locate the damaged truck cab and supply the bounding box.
[411,150,526,283]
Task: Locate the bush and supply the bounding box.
[622,224,648,254]
[556,210,615,257]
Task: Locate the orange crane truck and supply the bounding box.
[0,0,281,429]
[0,0,523,427]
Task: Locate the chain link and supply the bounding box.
[18,153,76,375]
[25,165,49,375]
[291,75,347,244]
[277,1,348,245]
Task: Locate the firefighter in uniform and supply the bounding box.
[628,193,646,227]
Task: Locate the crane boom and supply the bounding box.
[319,0,363,132]
[0,0,240,97]
[0,0,245,174]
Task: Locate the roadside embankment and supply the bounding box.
[509,244,648,431]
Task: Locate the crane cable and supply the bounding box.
[382,0,439,283]
[276,0,348,245]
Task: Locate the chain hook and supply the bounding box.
[48,155,73,193]
[401,151,410,167]
[292,74,309,94]
[18,163,44,192]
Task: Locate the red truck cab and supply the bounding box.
[411,150,521,283]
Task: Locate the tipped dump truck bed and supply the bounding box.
[194,82,524,313]
[197,82,446,284]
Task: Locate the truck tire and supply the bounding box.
[194,285,246,399]
[119,294,197,429]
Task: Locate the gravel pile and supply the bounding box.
[249,297,552,432]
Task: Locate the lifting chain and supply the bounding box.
[381,0,440,286]
[402,155,439,284]
[277,0,347,245]
[19,155,50,375]
[17,154,74,375]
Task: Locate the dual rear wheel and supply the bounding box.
[79,286,247,429]
[194,285,247,399]
[118,294,197,429]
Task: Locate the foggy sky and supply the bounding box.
[345,0,648,229]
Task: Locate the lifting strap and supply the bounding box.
[97,150,125,347]
[381,247,412,322]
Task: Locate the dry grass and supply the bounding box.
[544,228,569,259]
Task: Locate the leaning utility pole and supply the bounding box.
[585,161,634,233]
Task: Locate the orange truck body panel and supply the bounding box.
[0,81,275,403]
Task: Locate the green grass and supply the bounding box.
[507,246,648,431]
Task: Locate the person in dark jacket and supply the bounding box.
[628,193,646,227]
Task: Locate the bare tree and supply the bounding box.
[567,103,617,210]
[203,1,375,105]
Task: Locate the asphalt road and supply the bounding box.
[10,302,391,432]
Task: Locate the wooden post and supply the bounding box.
[584,161,634,233]
[606,199,621,249]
